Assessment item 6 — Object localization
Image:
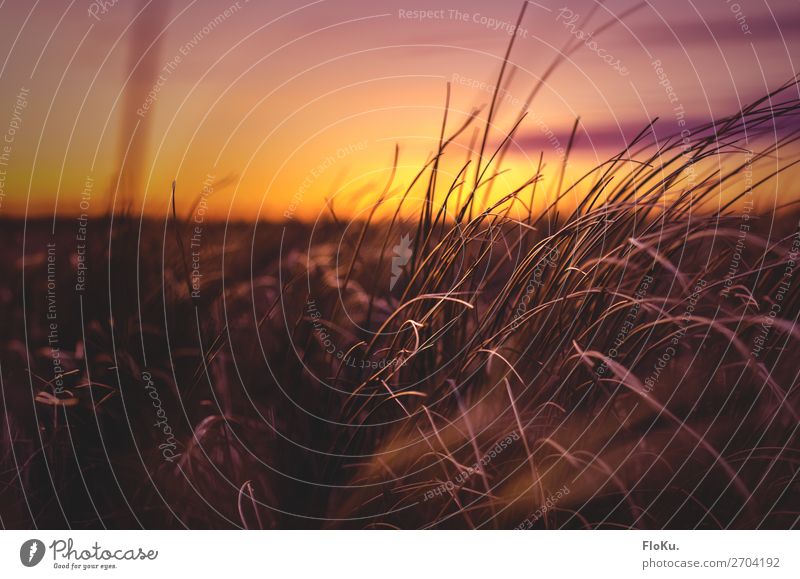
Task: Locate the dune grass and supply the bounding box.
[1,4,799,529]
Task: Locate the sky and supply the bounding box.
[0,0,798,221]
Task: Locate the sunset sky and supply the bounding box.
[0,0,798,221]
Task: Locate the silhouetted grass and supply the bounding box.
[1,3,799,528]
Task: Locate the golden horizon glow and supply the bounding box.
[0,0,798,221]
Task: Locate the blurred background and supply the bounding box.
[0,0,798,221]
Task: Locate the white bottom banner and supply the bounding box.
[0,530,796,578]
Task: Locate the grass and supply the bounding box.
[1,5,799,528]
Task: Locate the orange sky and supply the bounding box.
[0,0,798,221]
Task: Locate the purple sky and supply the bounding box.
[0,0,797,219]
